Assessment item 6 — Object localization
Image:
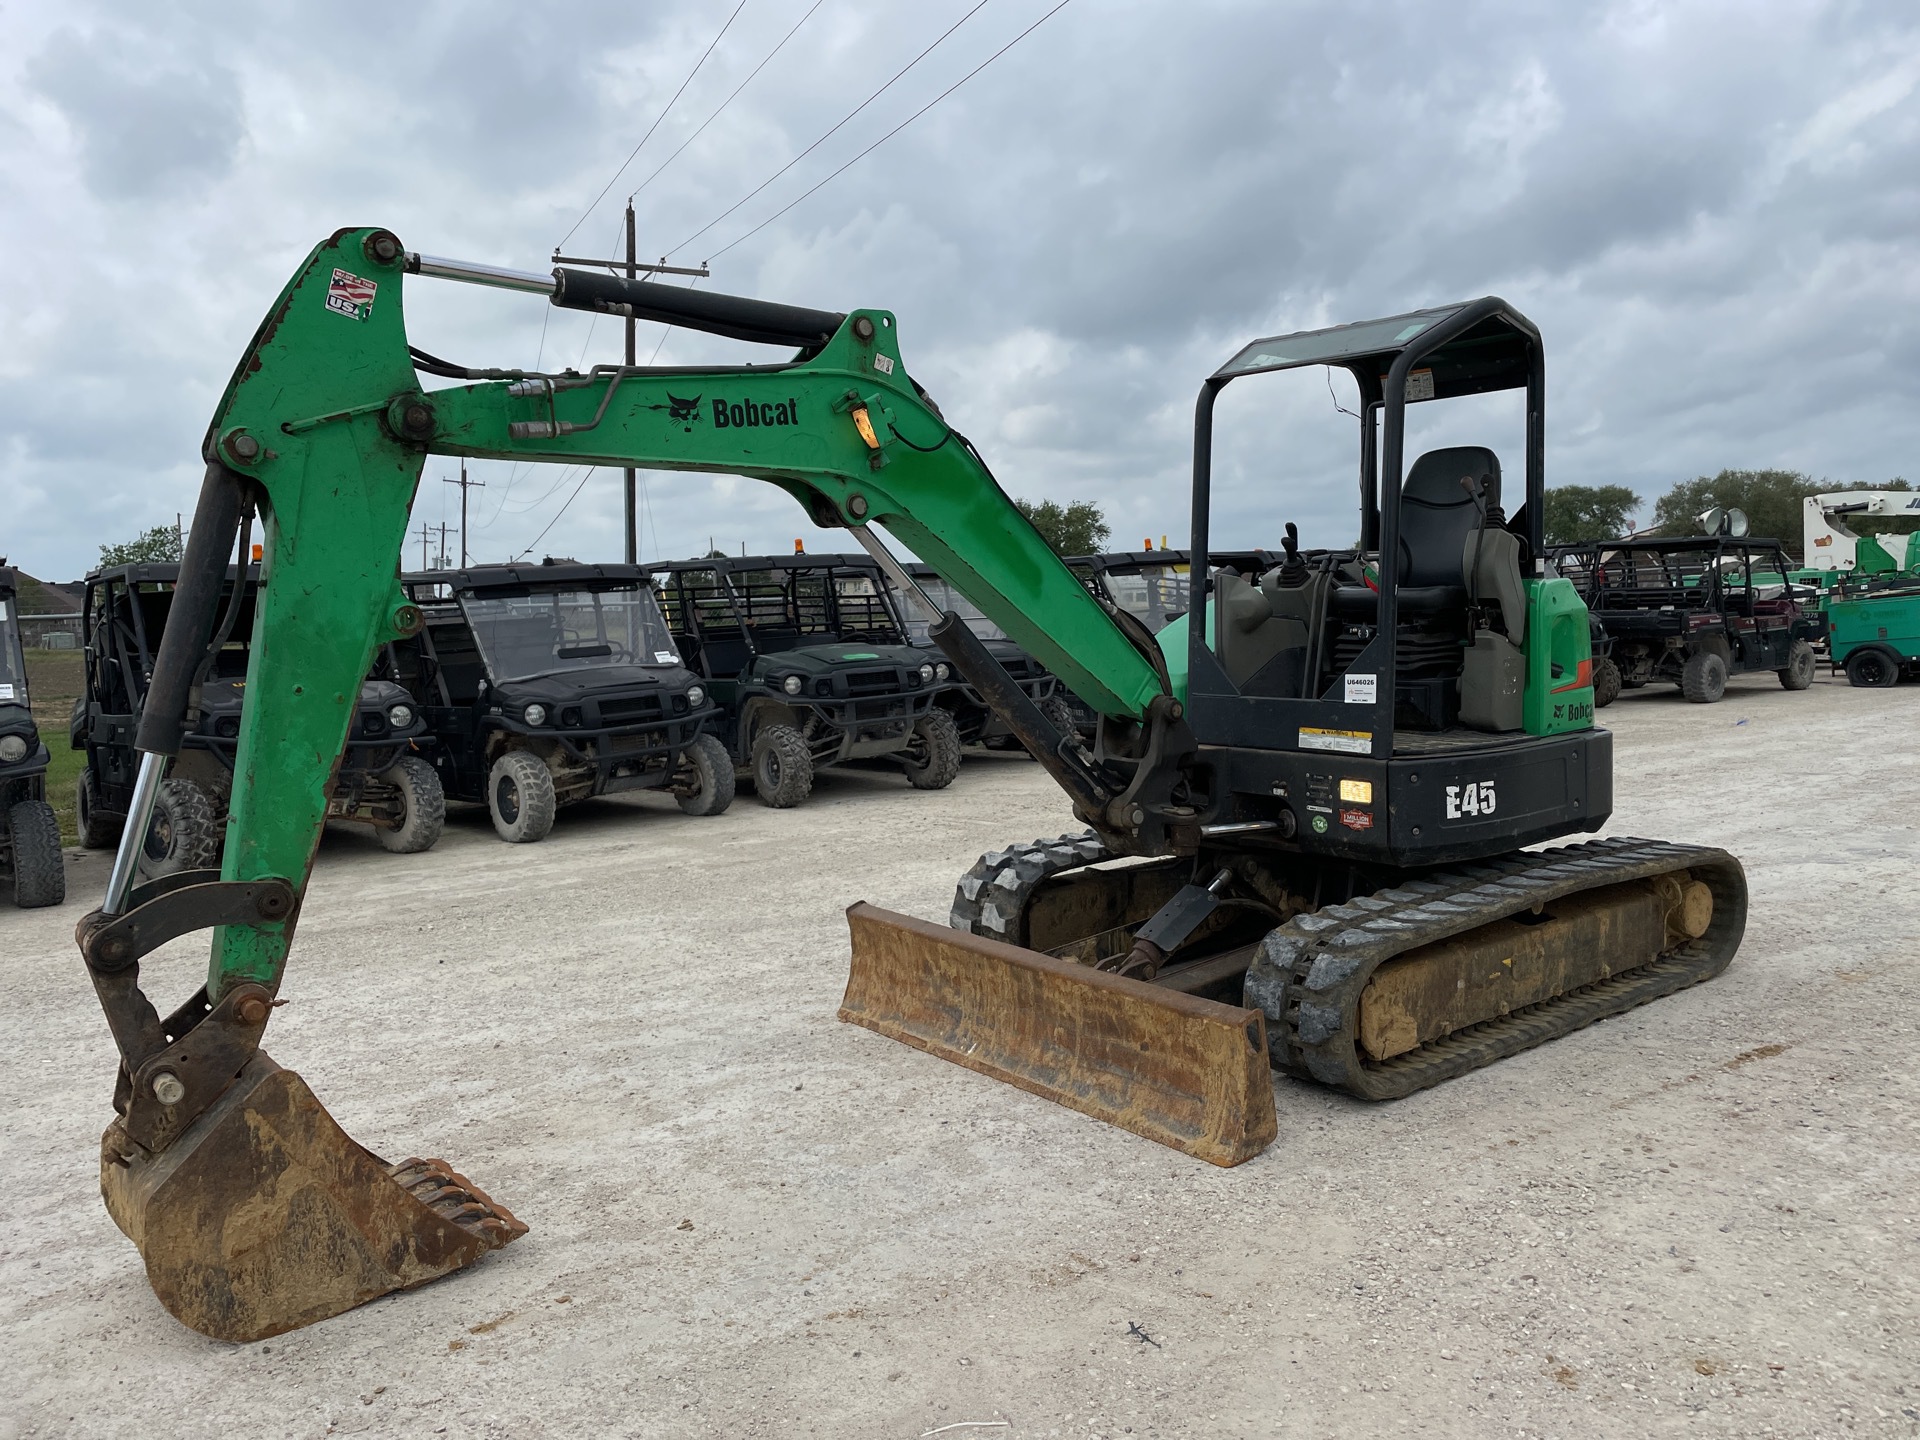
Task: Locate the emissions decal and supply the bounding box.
[324,269,378,321]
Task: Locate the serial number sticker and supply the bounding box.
[324,268,378,320]
[1339,778,1372,804]
[654,651,678,665]
[1299,727,1371,755]
[873,353,895,375]
[1344,672,1376,704]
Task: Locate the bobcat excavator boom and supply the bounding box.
[80,229,1744,1341]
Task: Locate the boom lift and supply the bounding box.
[76,229,1746,1342]
[1802,491,1920,576]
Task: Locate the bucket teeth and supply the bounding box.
[386,1157,529,1247]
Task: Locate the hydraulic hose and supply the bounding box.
[928,612,1109,816]
[136,464,247,756]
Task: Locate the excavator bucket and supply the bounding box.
[100,1054,525,1342]
[840,903,1278,1167]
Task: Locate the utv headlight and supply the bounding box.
[935,663,950,681]
[918,662,935,682]
[523,703,548,726]
[387,704,414,728]
[782,674,804,696]
[0,734,26,763]
[686,684,705,708]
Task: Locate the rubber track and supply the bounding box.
[1244,836,1747,1100]
[952,832,1748,1103]
[949,830,1110,944]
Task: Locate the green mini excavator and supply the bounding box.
[75,228,1746,1342]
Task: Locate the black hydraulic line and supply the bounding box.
[928,611,1110,816]
[136,464,246,757]
[550,268,844,349]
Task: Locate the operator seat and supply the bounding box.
[1330,445,1503,622]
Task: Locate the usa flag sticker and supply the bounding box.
[325,268,378,320]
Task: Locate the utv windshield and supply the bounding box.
[901,577,1008,642]
[0,594,24,705]
[1104,566,1191,631]
[460,584,679,682]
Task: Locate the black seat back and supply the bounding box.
[1397,446,1501,588]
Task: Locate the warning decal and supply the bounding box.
[1299,727,1371,756]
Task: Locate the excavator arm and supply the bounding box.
[78,228,1240,1343]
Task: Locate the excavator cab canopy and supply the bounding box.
[1216,302,1537,402]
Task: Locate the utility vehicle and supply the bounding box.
[72,562,442,870]
[395,562,731,841]
[896,560,1073,751]
[1550,537,1822,701]
[70,230,1747,1343]
[0,566,64,907]
[650,553,959,806]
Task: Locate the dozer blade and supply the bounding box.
[840,903,1278,1167]
[100,1054,525,1342]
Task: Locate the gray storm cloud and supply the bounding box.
[0,0,1915,578]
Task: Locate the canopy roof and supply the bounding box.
[1214,300,1538,402]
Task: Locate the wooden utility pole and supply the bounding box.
[416,522,433,572]
[623,200,638,566]
[442,461,484,566]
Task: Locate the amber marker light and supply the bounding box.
[850,404,881,449]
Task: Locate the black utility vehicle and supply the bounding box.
[396,563,732,842]
[73,563,443,872]
[651,553,959,807]
[1550,537,1823,702]
[897,562,1074,752]
[0,566,64,908]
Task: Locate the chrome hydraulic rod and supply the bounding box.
[404,253,556,296]
[101,751,165,915]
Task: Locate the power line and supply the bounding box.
[515,468,598,560]
[706,0,1073,263]
[667,0,992,259]
[630,0,827,206]
[557,0,751,250]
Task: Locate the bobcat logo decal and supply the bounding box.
[650,393,704,432]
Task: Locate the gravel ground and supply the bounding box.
[2,669,1916,1440]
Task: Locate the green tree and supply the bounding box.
[98,523,183,567]
[1014,498,1110,557]
[1541,484,1641,545]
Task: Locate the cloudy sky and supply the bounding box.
[3,0,1917,580]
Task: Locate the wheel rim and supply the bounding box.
[496,774,520,823]
[763,750,781,786]
[144,814,172,862]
